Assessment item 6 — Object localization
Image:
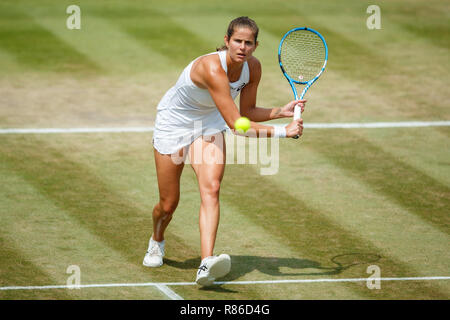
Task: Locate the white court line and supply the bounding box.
[0,127,155,134]
[1,276,449,291]
[304,121,450,129]
[0,121,449,134]
[154,284,184,300]
[0,281,184,300]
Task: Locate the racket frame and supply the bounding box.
[278,27,328,122]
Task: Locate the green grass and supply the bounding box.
[0,0,449,299]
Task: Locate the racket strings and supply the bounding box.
[280,30,326,82]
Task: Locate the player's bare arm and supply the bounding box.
[192,55,295,137]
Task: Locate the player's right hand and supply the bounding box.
[285,119,303,138]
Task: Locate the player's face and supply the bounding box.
[225,27,258,63]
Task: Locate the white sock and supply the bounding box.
[201,256,214,265]
[149,235,165,250]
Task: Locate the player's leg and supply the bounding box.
[190,133,231,285]
[143,147,186,267]
[152,147,186,241]
[189,133,226,259]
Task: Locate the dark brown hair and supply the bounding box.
[216,16,259,51]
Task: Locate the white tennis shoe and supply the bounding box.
[143,238,165,268]
[195,254,231,286]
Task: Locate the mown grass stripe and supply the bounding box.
[123,19,213,68]
[387,0,450,49]
[0,48,21,73]
[0,237,72,299]
[276,138,449,294]
[0,135,199,282]
[69,1,214,70]
[309,130,450,234]
[0,167,176,299]
[18,1,200,77]
[357,127,450,188]
[218,165,447,299]
[26,11,171,74]
[0,4,100,74]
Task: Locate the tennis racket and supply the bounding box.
[278,27,328,139]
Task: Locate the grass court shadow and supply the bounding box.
[165,252,381,290]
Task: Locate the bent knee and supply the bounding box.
[159,198,179,216]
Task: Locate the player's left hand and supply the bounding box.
[280,99,307,117]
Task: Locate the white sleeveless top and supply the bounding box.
[153,50,250,154]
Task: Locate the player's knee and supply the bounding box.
[159,198,179,216]
[202,179,221,198]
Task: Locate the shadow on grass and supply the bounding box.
[165,253,381,292]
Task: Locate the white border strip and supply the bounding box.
[1,276,449,291]
[154,284,184,300]
[305,121,450,129]
[0,127,155,134]
[0,121,449,134]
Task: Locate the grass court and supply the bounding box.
[0,0,449,299]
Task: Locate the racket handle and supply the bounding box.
[293,104,301,120]
[293,103,301,139]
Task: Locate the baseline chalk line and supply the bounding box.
[0,121,449,134]
[1,276,449,291]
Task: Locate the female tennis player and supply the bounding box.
[143,16,305,286]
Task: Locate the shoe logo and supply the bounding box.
[198,265,208,274]
[235,82,246,92]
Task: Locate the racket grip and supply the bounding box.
[292,103,301,139]
[293,104,301,120]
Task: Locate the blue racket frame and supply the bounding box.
[278,27,328,121]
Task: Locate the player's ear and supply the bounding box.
[224,35,230,48]
[255,40,259,49]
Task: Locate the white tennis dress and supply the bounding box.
[153,50,250,154]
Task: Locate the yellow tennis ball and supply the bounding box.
[234,117,251,133]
